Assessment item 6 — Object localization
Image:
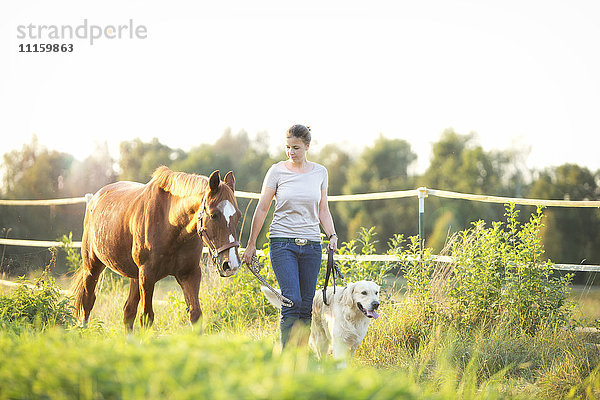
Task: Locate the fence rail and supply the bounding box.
[0,238,597,273]
[2,187,600,272]
[426,188,600,208]
[0,238,80,248]
[0,196,90,206]
[2,188,600,207]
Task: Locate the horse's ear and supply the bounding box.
[224,171,235,191]
[209,170,221,193]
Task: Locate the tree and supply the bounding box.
[424,129,514,194]
[310,144,354,244]
[422,129,527,251]
[118,138,184,182]
[528,164,600,265]
[311,144,353,196]
[339,135,418,249]
[0,136,76,275]
[64,141,118,196]
[1,136,73,200]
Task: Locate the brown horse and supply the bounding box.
[71,166,241,330]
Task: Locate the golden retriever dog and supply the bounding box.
[261,280,380,364]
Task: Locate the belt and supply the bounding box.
[270,237,321,246]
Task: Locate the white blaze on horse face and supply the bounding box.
[217,200,237,227]
[228,234,240,269]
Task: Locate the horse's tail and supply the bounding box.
[70,265,88,322]
[260,286,283,309]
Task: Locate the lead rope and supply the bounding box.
[247,256,293,307]
[323,248,344,306]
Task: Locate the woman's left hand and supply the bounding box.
[328,235,338,252]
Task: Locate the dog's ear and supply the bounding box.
[341,283,355,307]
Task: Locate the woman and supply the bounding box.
[243,124,338,348]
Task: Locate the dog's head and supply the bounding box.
[342,280,380,319]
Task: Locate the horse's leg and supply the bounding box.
[138,266,156,328]
[123,278,140,331]
[73,257,106,328]
[175,267,202,326]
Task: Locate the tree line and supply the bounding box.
[1,129,599,279]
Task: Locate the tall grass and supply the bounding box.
[356,301,600,398]
[1,326,517,400]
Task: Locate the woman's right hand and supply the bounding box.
[242,243,257,265]
[242,187,275,266]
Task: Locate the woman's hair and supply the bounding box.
[286,124,311,145]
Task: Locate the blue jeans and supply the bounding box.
[269,239,322,347]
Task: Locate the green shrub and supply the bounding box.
[394,234,434,304]
[0,271,76,330]
[325,227,397,296]
[59,232,82,274]
[446,204,574,333]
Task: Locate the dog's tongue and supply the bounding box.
[367,310,379,319]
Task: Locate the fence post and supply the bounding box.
[85,193,93,207]
[417,187,428,260]
[0,228,12,272]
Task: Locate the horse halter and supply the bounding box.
[196,194,240,265]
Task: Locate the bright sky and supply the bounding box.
[2,0,599,174]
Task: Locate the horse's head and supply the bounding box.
[198,170,242,277]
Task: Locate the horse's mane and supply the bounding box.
[150,166,208,197]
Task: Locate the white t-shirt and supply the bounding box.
[263,161,328,241]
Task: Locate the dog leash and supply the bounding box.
[246,256,294,307]
[322,248,344,306]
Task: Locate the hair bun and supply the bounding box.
[286,124,312,144]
